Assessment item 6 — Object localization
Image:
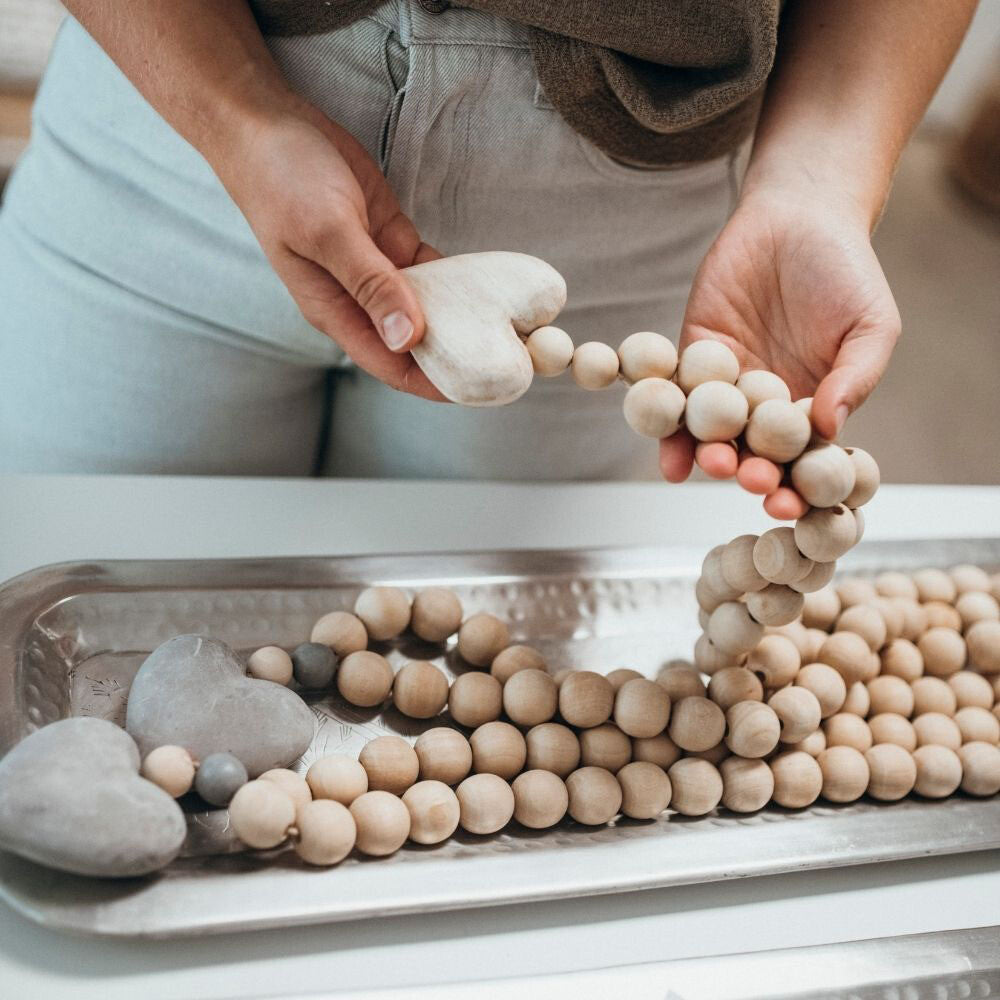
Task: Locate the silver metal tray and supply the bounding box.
[0,539,998,939]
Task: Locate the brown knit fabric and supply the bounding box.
[249,0,779,166]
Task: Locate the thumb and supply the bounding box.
[316,217,427,353]
[811,319,900,440]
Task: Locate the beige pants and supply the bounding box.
[0,1,743,478]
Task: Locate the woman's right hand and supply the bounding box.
[215,100,446,399]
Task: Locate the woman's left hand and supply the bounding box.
[660,185,901,519]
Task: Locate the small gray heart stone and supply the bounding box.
[0,717,186,877]
[125,635,314,777]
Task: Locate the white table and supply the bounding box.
[1,475,999,999]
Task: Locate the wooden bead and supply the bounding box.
[955,705,1000,744]
[337,650,394,708]
[719,756,774,812]
[525,325,574,377]
[817,745,870,803]
[956,590,1000,629]
[770,751,822,808]
[911,676,957,717]
[525,723,581,777]
[684,381,749,442]
[823,713,872,753]
[725,702,780,758]
[790,728,827,757]
[736,370,790,412]
[746,585,804,627]
[708,667,763,711]
[632,733,682,770]
[769,621,812,662]
[924,600,963,632]
[862,648,881,683]
[867,675,914,717]
[414,728,472,785]
[229,780,296,850]
[410,587,463,643]
[455,773,515,834]
[720,534,769,593]
[358,735,419,796]
[795,663,846,718]
[791,444,856,509]
[745,399,812,463]
[843,447,880,507]
[676,340,739,393]
[753,527,813,586]
[864,744,916,801]
[571,341,620,389]
[794,506,857,563]
[259,768,312,812]
[889,598,926,643]
[836,605,887,652]
[790,560,837,595]
[913,712,962,750]
[693,633,740,675]
[617,761,672,819]
[841,681,871,717]
[578,722,632,772]
[511,770,569,828]
[815,631,870,687]
[912,568,957,604]
[141,745,196,798]
[393,660,449,719]
[448,671,503,727]
[836,577,879,608]
[491,645,547,683]
[687,741,730,765]
[768,685,822,744]
[566,766,623,825]
[947,670,994,710]
[293,800,356,867]
[558,671,614,729]
[247,646,294,686]
[470,721,526,779]
[613,678,671,738]
[503,669,558,727]
[912,745,963,798]
[868,713,917,751]
[701,546,745,602]
[606,668,645,691]
[668,696,726,752]
[707,602,765,656]
[350,790,411,855]
[457,613,510,667]
[801,585,841,630]
[623,378,686,438]
[552,668,574,687]
[310,612,368,657]
[918,628,966,678]
[880,639,924,683]
[656,663,707,701]
[958,741,1000,796]
[695,575,728,615]
[307,754,368,805]
[353,586,410,641]
[618,331,678,382]
[950,564,993,595]
[401,780,461,844]
[667,758,723,816]
[967,620,1000,672]
[874,571,918,601]
[867,597,902,643]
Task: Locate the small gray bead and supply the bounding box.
[195,752,248,807]
[292,642,336,689]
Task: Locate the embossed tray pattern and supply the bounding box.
[0,540,998,938]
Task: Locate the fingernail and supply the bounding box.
[834,404,849,435]
[380,311,413,351]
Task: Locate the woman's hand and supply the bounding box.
[660,185,901,518]
[217,102,445,399]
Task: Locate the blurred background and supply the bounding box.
[2,1,998,485]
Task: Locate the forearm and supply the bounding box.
[61,0,296,170]
[743,0,977,229]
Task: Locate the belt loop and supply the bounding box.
[397,0,413,46]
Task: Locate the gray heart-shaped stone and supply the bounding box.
[125,635,314,777]
[0,717,186,877]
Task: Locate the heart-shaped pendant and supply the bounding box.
[405,252,567,406]
[125,635,314,777]
[0,717,186,877]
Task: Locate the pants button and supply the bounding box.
[419,0,450,12]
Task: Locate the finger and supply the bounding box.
[737,454,783,495]
[659,430,696,483]
[811,319,900,440]
[763,487,810,521]
[413,242,444,265]
[695,442,738,480]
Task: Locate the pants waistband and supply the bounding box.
[367,0,532,48]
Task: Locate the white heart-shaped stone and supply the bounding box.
[404,252,567,406]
